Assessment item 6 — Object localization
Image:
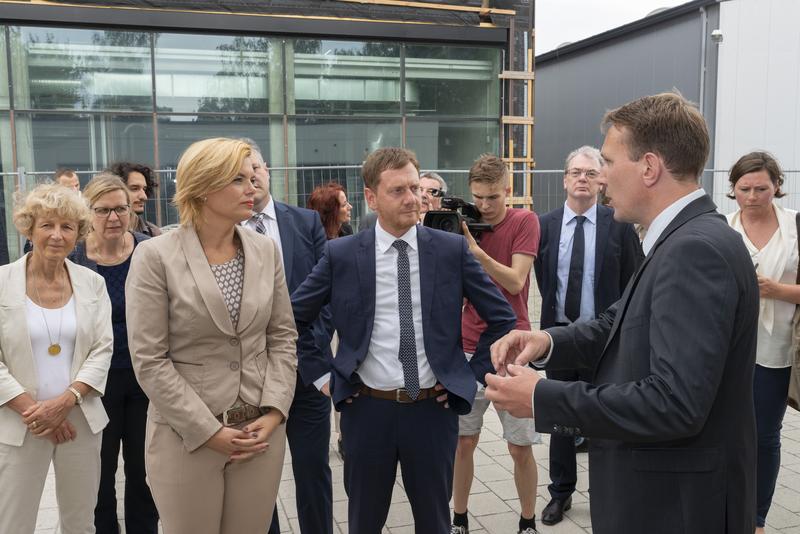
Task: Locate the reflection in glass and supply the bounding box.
[0,27,9,109]
[290,40,401,115]
[1,112,14,263]
[155,33,281,114]
[406,119,499,198]
[10,27,152,111]
[405,44,501,117]
[288,118,401,224]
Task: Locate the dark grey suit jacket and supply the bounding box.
[536,195,758,533]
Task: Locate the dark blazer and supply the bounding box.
[291,225,516,415]
[536,195,758,533]
[534,203,643,330]
[273,201,332,386]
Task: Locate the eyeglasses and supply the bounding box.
[93,205,131,218]
[566,168,601,180]
[423,188,445,198]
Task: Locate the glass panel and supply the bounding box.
[1,111,15,263]
[13,113,154,175]
[156,114,281,226]
[284,118,401,224]
[154,33,281,114]
[406,119,500,199]
[0,27,9,109]
[9,27,152,111]
[289,40,401,115]
[405,44,501,118]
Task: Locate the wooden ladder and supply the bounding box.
[500,46,535,209]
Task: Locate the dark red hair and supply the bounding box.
[308,182,345,240]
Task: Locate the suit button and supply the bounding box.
[230,362,240,371]
[553,425,559,432]
[229,337,239,346]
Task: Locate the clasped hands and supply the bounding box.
[21,392,79,444]
[205,409,283,462]
[484,329,551,418]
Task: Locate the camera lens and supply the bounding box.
[440,219,456,233]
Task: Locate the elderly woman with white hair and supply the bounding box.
[0,183,113,534]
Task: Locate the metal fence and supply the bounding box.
[3,166,800,264]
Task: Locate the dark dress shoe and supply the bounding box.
[541,496,572,525]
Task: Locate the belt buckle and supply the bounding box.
[222,406,243,426]
[396,388,413,403]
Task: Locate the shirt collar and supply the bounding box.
[260,197,277,220]
[563,201,598,225]
[642,188,706,255]
[375,220,418,253]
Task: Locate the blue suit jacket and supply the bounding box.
[273,201,332,385]
[290,225,516,415]
[534,204,643,329]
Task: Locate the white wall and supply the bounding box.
[713,0,800,214]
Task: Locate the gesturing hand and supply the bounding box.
[490,330,551,376]
[484,364,542,419]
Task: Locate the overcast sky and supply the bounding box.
[535,0,689,54]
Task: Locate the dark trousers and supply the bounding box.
[340,395,457,534]
[546,367,583,501]
[94,368,158,534]
[754,364,791,527]
[269,378,332,534]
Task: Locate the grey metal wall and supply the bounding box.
[532,5,719,215]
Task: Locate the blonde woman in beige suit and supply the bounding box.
[125,137,298,534]
[0,183,113,534]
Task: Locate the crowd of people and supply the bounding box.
[0,91,795,534]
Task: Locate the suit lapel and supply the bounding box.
[547,208,564,294]
[235,226,259,333]
[1,256,35,388]
[594,206,611,300]
[274,202,295,288]
[597,195,718,361]
[177,226,236,336]
[417,226,436,325]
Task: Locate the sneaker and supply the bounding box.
[518,528,539,534]
[450,525,468,534]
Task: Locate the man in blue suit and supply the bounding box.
[291,147,516,533]
[240,141,334,534]
[533,145,642,525]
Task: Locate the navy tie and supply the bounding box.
[392,239,420,399]
[564,215,586,323]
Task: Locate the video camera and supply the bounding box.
[422,196,493,239]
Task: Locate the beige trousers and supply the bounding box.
[0,409,102,534]
[145,419,286,534]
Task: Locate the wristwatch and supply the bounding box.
[68,386,83,405]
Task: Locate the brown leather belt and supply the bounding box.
[216,404,267,426]
[358,385,439,403]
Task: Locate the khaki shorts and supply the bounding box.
[459,353,541,446]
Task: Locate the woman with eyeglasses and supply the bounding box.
[70,173,158,534]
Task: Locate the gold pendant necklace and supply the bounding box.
[31,267,67,356]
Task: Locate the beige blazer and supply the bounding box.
[0,255,113,447]
[125,225,298,452]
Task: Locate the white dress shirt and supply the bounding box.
[556,202,597,323]
[358,222,436,390]
[641,188,706,256]
[242,197,284,262]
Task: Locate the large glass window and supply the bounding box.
[290,40,401,116]
[405,44,501,118]
[9,27,152,111]
[154,33,282,114]
[407,119,499,198]
[0,27,9,109]
[13,112,154,175]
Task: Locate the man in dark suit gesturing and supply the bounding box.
[486,93,758,533]
[534,145,642,525]
[239,142,334,534]
[291,147,516,533]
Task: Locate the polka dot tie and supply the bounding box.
[392,239,420,400]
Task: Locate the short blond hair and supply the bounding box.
[13,183,92,240]
[173,138,252,227]
[468,154,508,186]
[83,173,131,207]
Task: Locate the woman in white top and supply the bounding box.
[726,151,799,534]
[0,183,113,534]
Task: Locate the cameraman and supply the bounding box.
[452,154,541,534]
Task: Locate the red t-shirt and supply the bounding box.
[462,207,540,353]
